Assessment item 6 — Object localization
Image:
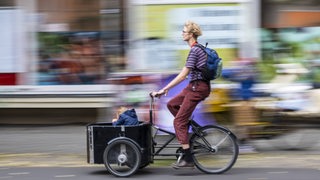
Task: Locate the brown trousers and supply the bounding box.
[167,81,210,144]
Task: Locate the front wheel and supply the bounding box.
[103,138,141,177]
[190,125,239,174]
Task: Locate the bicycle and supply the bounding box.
[87,94,239,177]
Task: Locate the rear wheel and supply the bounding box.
[190,125,238,174]
[103,138,141,177]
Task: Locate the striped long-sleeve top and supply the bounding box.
[185,44,207,82]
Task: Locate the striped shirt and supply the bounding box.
[185,45,207,82]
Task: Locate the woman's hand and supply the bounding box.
[151,89,168,98]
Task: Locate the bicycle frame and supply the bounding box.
[148,95,211,157]
[149,96,178,157]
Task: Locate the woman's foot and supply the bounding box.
[171,148,194,169]
[172,159,194,169]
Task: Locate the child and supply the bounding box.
[112,106,139,126]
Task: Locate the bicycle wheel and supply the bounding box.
[103,138,141,177]
[190,125,238,174]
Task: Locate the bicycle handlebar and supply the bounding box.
[149,91,160,98]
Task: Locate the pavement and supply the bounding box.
[0,124,319,170]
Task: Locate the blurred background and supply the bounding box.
[0,0,319,150]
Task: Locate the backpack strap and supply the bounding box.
[192,44,210,84]
[193,43,207,71]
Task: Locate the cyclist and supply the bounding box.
[152,20,210,169]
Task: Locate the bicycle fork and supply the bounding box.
[190,121,216,153]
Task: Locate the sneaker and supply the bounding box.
[171,159,195,169]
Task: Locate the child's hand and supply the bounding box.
[112,118,117,122]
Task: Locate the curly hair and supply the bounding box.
[184,20,202,39]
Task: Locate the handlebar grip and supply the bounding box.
[149,92,158,98]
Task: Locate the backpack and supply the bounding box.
[195,43,223,81]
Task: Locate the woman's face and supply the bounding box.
[182,26,192,41]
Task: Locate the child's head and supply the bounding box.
[116,106,128,118]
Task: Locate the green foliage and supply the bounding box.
[256,59,276,82]
[38,33,69,55]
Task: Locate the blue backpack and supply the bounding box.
[195,43,223,81]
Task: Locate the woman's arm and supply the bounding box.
[154,67,190,97]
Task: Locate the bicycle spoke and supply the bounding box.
[213,134,229,149]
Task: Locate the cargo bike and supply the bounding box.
[87,94,239,177]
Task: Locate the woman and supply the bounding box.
[152,21,210,169]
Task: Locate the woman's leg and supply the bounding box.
[173,91,202,145]
[167,89,187,117]
[171,82,210,168]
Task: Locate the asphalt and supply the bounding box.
[0,124,319,170]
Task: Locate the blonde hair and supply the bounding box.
[116,106,128,118]
[184,20,202,39]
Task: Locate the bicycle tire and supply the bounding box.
[103,138,141,177]
[190,125,239,174]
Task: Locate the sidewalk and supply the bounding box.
[0,125,319,169]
